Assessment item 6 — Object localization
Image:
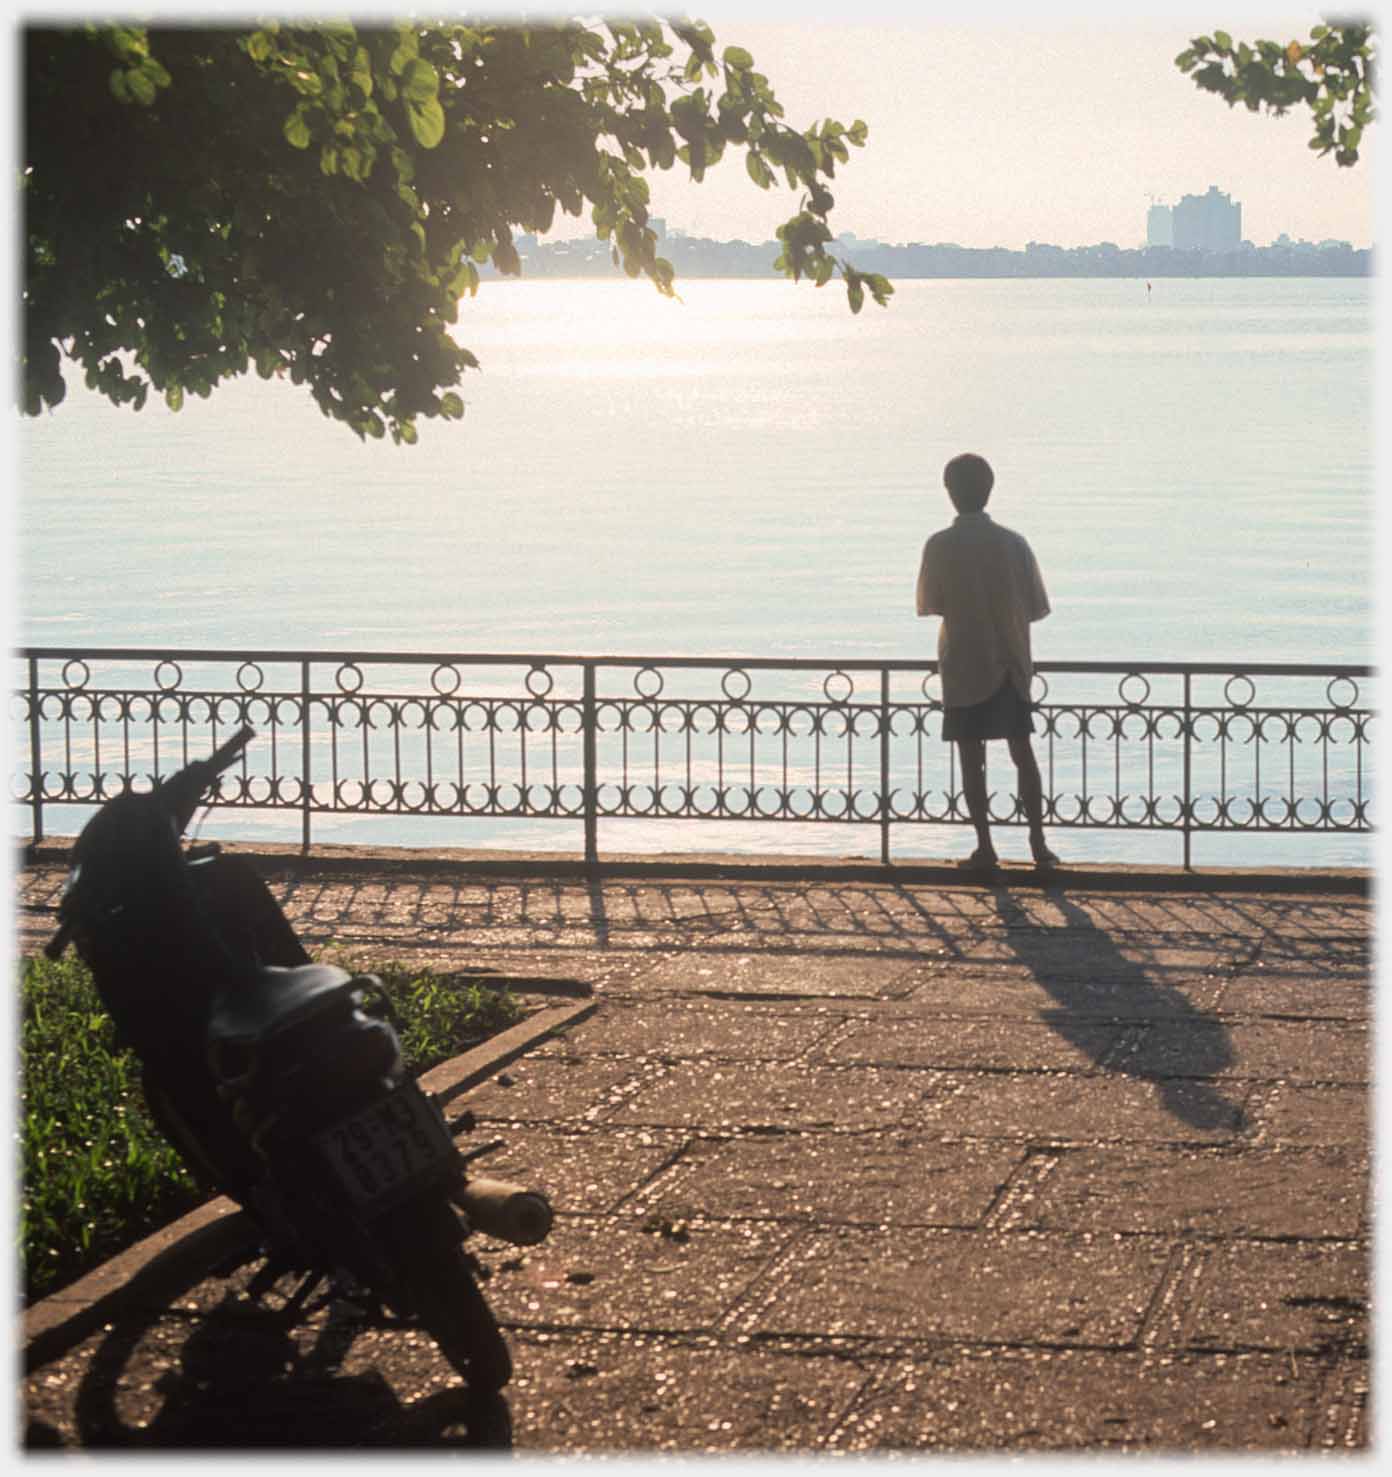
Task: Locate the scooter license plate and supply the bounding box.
[316,1087,455,1209]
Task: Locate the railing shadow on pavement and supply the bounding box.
[990,888,1246,1134]
[246,869,1370,972]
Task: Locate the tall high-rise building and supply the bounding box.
[1172,185,1242,251]
[1146,201,1174,247]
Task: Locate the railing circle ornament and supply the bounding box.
[1224,674,1255,709]
[431,664,462,697]
[721,668,751,702]
[18,652,1375,855]
[823,670,854,705]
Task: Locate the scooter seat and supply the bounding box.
[207,962,360,1047]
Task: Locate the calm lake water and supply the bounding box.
[15,276,1377,867]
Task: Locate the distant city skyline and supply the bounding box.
[621,192,1361,254]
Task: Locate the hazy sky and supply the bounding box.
[608,4,1381,250]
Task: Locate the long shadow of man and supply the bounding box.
[992,887,1246,1135]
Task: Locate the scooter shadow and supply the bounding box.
[58,1279,512,1450]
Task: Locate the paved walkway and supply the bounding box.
[18,850,1372,1453]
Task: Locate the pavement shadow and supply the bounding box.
[991,886,1246,1135]
[274,872,970,962]
[54,1285,512,1451]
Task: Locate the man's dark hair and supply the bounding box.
[943,453,994,513]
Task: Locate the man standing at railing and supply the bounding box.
[916,452,1059,876]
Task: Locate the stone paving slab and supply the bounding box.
[1186,1241,1368,1352]
[628,951,924,998]
[1215,969,1371,1018]
[462,1126,689,1217]
[504,1330,870,1452]
[1130,1019,1370,1083]
[483,1218,795,1334]
[916,1069,1251,1144]
[17,857,1372,1453]
[1017,1145,1370,1240]
[734,1225,1173,1345]
[536,998,846,1061]
[1248,1082,1372,1148]
[903,959,1230,1016]
[606,1061,943,1132]
[635,1132,1022,1228]
[825,1347,1340,1451]
[818,1015,1128,1071]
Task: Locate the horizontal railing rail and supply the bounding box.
[12,647,1375,868]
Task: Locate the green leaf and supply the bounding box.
[448,261,480,298]
[722,45,754,70]
[127,68,157,105]
[1214,30,1233,52]
[401,57,438,104]
[389,30,419,75]
[406,95,445,149]
[164,384,184,412]
[440,392,464,419]
[283,109,312,149]
[745,150,773,188]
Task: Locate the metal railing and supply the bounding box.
[12,648,1375,868]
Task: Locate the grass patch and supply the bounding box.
[19,951,522,1304]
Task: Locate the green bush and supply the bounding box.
[19,952,521,1303]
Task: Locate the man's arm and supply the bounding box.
[1026,544,1050,622]
[916,540,941,616]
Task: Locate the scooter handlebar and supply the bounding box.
[160,724,257,834]
[205,724,256,777]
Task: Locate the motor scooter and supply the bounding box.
[44,724,551,1405]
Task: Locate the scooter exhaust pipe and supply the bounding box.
[453,1176,554,1246]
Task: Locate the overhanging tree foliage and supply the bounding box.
[1176,20,1376,166]
[22,18,893,444]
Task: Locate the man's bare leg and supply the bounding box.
[1007,734,1058,868]
[955,738,997,869]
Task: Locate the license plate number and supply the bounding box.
[316,1088,454,1208]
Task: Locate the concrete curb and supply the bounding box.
[20,998,599,1370]
[20,839,1374,896]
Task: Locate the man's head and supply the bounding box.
[943,453,994,513]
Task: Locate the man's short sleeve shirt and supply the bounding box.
[915,512,1050,710]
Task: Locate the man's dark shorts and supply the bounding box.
[942,679,1035,743]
